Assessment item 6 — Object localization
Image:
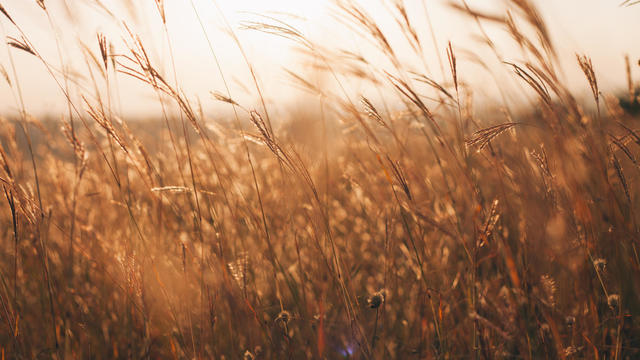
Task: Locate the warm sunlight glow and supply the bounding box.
[0,0,638,116]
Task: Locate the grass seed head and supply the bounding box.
[367,289,387,309]
[593,258,607,272]
[565,316,576,328]
[275,310,291,325]
[243,350,255,360]
[607,294,620,310]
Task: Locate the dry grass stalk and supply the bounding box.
[0,4,15,24]
[626,54,634,103]
[466,122,518,151]
[577,54,599,107]
[621,0,640,6]
[97,33,109,72]
[0,64,10,86]
[6,36,35,56]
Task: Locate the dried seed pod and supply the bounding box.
[565,316,576,328]
[275,310,291,325]
[607,294,620,310]
[367,289,387,309]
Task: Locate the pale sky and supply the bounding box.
[0,0,638,118]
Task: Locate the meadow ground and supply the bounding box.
[0,0,639,358]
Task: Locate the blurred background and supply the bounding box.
[0,0,638,118]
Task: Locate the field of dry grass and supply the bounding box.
[0,0,639,358]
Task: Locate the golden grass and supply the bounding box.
[0,0,639,358]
